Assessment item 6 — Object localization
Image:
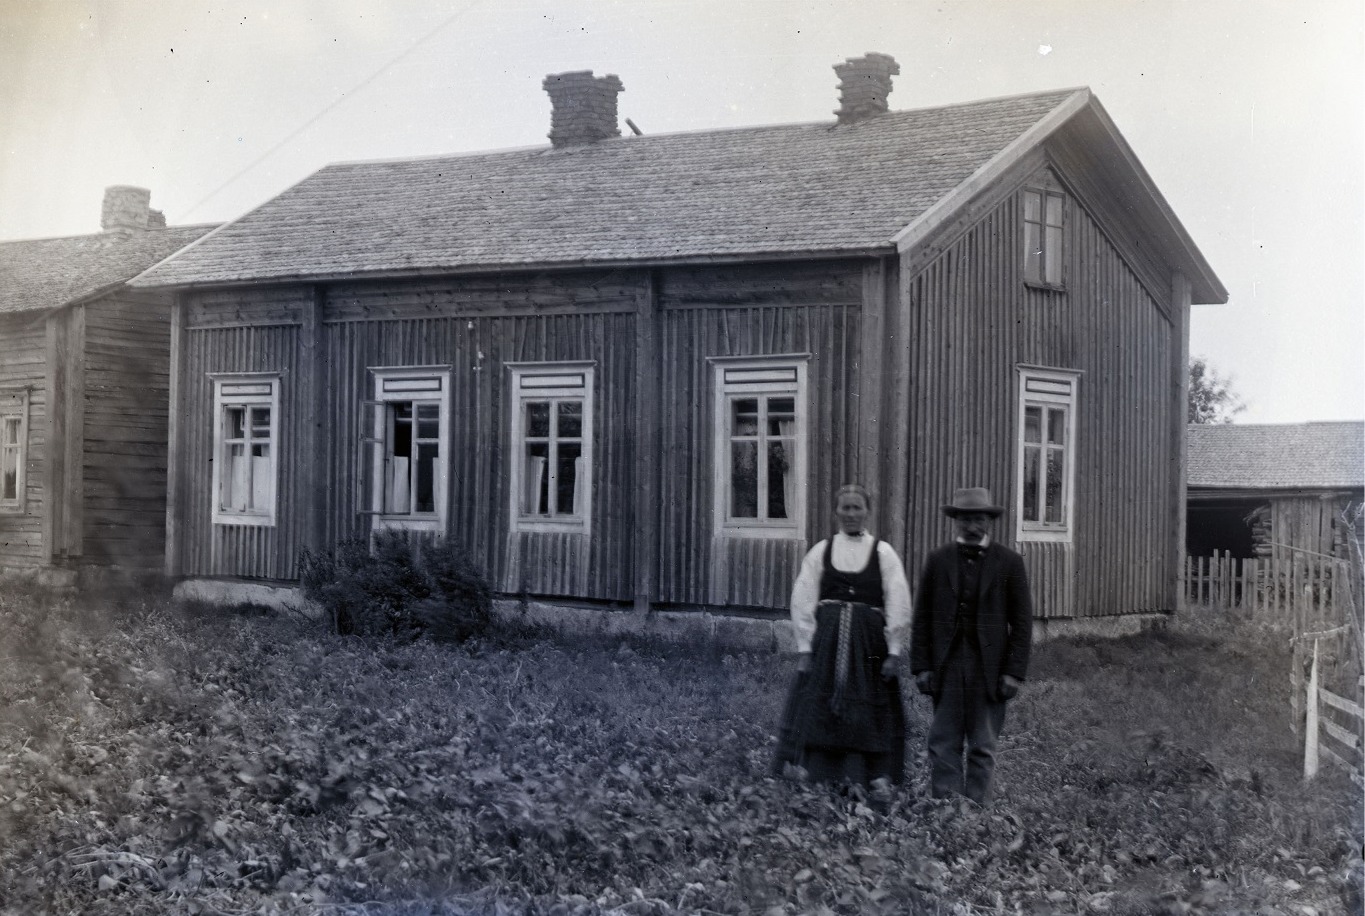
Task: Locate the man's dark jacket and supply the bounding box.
[909,542,1034,702]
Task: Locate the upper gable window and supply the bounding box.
[508,363,594,534]
[0,389,30,514]
[711,355,809,539]
[211,376,280,526]
[1023,187,1066,288]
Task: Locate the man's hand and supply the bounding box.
[914,671,935,696]
[880,655,900,680]
[796,652,812,674]
[998,674,1022,700]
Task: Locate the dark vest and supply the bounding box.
[819,538,885,607]
[955,544,985,647]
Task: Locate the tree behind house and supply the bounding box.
[1188,356,1247,424]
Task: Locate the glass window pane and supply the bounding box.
[767,397,795,436]
[1047,408,1066,445]
[416,403,440,440]
[732,399,758,437]
[525,401,550,439]
[766,441,790,520]
[524,442,549,514]
[1023,222,1041,281]
[557,401,583,439]
[1023,190,1041,222]
[730,440,758,518]
[226,443,247,511]
[1024,406,1042,444]
[3,418,18,446]
[391,403,413,459]
[227,407,245,440]
[1022,446,1040,522]
[250,407,270,433]
[1045,193,1064,227]
[2,447,16,501]
[415,442,438,513]
[1045,450,1065,524]
[1044,226,1063,284]
[557,442,582,516]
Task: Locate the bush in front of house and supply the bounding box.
[298,532,492,641]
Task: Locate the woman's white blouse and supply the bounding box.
[789,532,912,655]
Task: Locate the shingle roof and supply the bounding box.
[132,90,1081,287]
[1187,422,1365,490]
[0,225,215,315]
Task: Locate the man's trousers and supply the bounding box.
[927,641,1008,803]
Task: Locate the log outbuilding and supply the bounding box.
[0,188,213,583]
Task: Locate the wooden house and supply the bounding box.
[133,56,1226,622]
[0,188,214,583]
[1187,422,1363,561]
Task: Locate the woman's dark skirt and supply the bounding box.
[772,600,907,786]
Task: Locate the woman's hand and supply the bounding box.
[796,652,812,673]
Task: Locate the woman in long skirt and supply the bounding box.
[773,484,912,786]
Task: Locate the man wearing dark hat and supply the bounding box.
[910,487,1033,804]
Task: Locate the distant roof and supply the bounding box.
[1188,422,1365,490]
[130,88,1222,300]
[0,225,215,315]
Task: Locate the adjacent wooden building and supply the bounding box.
[1187,422,1363,561]
[134,56,1227,620]
[0,188,213,581]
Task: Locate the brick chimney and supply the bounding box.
[101,185,164,233]
[542,71,624,148]
[833,53,900,124]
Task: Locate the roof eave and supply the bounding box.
[892,88,1094,256]
[128,246,899,291]
[892,89,1228,306]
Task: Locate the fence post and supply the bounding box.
[1304,638,1321,780]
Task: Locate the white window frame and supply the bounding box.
[710,354,809,540]
[0,388,30,514]
[210,374,281,527]
[1014,366,1080,543]
[365,366,451,533]
[507,362,595,535]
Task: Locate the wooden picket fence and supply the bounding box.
[1182,550,1350,626]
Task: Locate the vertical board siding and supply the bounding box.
[320,281,639,602]
[655,260,864,608]
[0,315,47,565]
[181,318,306,580]
[80,294,171,566]
[904,185,1175,617]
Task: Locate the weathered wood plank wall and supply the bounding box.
[180,288,308,579]
[655,262,864,608]
[0,314,47,566]
[902,177,1176,617]
[80,293,171,566]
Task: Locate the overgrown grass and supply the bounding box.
[0,587,1358,916]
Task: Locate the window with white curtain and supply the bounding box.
[211,376,280,526]
[0,389,29,513]
[1015,366,1080,542]
[508,363,593,534]
[364,368,450,532]
[711,355,808,538]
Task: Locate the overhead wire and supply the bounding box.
[175,1,483,222]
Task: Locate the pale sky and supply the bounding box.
[1,0,1361,425]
